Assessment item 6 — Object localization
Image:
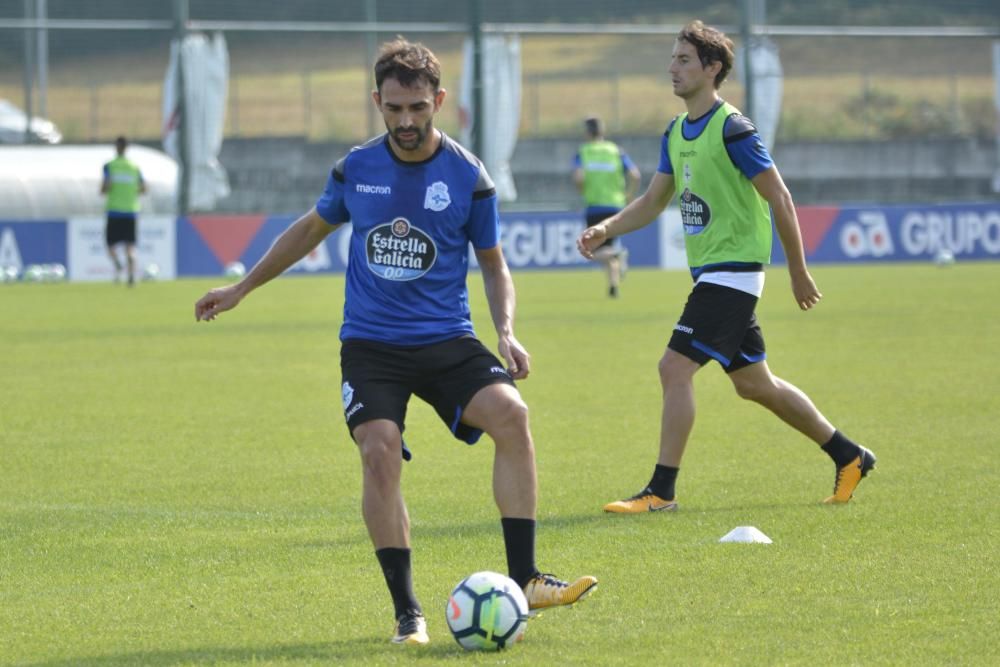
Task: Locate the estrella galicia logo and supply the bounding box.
[424,181,451,212]
[365,217,437,281]
[679,188,711,235]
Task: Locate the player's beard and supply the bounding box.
[390,119,432,151]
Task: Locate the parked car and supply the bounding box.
[0,99,62,144]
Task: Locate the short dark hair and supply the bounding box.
[115,136,128,150]
[374,38,441,92]
[678,20,735,89]
[584,116,604,138]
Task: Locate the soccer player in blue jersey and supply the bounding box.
[195,38,596,646]
[577,21,875,513]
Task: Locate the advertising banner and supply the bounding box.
[0,221,66,271]
[657,208,690,270]
[5,202,998,282]
[67,215,176,281]
[773,203,1000,264]
[176,214,349,277]
[175,211,662,277]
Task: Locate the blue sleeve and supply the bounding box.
[315,166,350,224]
[572,153,581,169]
[723,114,773,180]
[102,164,110,179]
[467,192,500,250]
[657,132,673,175]
[621,152,636,172]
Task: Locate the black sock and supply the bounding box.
[821,430,861,467]
[375,547,421,619]
[647,464,679,500]
[501,518,538,588]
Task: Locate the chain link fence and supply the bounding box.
[1,0,998,145]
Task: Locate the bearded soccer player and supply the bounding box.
[195,38,597,646]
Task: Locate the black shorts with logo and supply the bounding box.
[340,335,516,459]
[667,282,766,373]
[586,210,619,250]
[106,214,137,246]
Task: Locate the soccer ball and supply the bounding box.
[1,265,20,283]
[46,263,67,281]
[224,261,246,279]
[933,248,955,266]
[446,571,528,651]
[142,263,161,281]
[23,264,44,282]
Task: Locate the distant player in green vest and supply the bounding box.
[577,20,875,511]
[101,136,146,286]
[572,116,640,297]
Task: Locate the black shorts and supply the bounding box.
[586,210,619,250]
[106,215,137,246]
[667,282,766,373]
[340,336,516,460]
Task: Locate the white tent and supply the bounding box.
[0,144,177,220]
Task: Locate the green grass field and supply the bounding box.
[2,263,998,666]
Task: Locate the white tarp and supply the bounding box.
[162,32,230,211]
[0,145,177,219]
[460,35,521,202]
[737,36,783,152]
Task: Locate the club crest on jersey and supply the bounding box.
[365,217,438,281]
[679,188,711,235]
[424,181,451,212]
[342,381,354,409]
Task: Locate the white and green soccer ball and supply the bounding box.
[224,261,246,279]
[23,264,45,282]
[446,571,528,651]
[1,265,20,283]
[933,248,956,266]
[143,263,161,281]
[45,263,67,281]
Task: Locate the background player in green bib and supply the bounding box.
[101,136,146,285]
[572,116,640,297]
[577,20,875,511]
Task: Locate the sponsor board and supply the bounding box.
[657,208,689,270]
[5,202,998,281]
[177,211,661,276]
[0,221,66,271]
[67,216,176,281]
[495,211,660,271]
[773,203,1000,264]
[176,214,349,277]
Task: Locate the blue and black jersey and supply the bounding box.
[316,132,500,346]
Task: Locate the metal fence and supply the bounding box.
[1,0,998,145]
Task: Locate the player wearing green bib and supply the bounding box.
[577,21,875,511]
[101,136,146,285]
[572,116,640,297]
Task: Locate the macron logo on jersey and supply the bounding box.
[356,183,392,195]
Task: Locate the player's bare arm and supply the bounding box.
[625,165,642,201]
[577,171,675,259]
[751,166,822,311]
[195,207,340,321]
[475,245,530,380]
